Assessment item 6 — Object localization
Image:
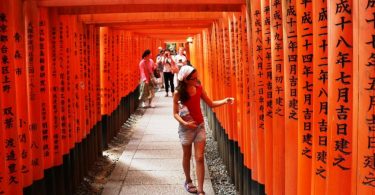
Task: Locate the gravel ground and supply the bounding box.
[74,106,238,195]
[74,108,145,195]
[204,120,239,195]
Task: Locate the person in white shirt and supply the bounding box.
[175,47,187,68]
[163,49,176,97]
[155,49,165,91]
[174,47,187,86]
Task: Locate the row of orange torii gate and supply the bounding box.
[0,0,374,195]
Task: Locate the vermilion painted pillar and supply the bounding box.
[270,0,286,193]
[251,0,265,185]
[57,15,69,155]
[25,0,45,181]
[49,9,63,166]
[261,0,273,193]
[296,0,314,194]
[0,1,22,194]
[282,0,298,194]
[38,7,54,170]
[13,0,32,187]
[222,17,233,140]
[327,0,353,194]
[312,0,328,194]
[241,6,252,170]
[353,0,375,194]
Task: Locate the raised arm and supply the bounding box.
[201,87,234,108]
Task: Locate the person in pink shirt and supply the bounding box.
[173,66,234,195]
[138,49,157,108]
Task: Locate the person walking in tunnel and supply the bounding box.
[175,47,187,68]
[173,66,234,195]
[162,49,177,97]
[155,48,165,91]
[138,49,157,108]
[173,47,187,87]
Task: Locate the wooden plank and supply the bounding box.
[78,12,224,23]
[114,27,205,31]
[37,0,244,7]
[117,28,204,34]
[100,21,213,29]
[57,4,242,14]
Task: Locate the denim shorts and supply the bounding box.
[178,123,206,145]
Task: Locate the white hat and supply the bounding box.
[177,66,195,81]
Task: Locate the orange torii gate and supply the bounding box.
[198,1,374,195]
[0,0,374,194]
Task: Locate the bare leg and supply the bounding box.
[160,73,164,88]
[148,89,155,107]
[194,141,205,193]
[182,144,193,182]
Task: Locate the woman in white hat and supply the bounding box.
[173,66,234,195]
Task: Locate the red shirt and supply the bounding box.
[184,85,204,124]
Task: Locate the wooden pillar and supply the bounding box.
[312,0,328,194]
[261,0,273,193]
[327,0,353,194]
[296,0,314,194]
[282,0,298,194]
[270,0,285,193]
[352,0,375,194]
[0,1,22,194]
[14,0,32,188]
[251,0,265,186]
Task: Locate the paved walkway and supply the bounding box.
[102,91,215,195]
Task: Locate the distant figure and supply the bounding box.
[174,47,187,68]
[174,47,187,86]
[156,49,165,91]
[173,66,234,195]
[138,49,157,108]
[162,49,176,97]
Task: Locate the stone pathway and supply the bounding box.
[102,91,215,195]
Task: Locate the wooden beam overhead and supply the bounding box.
[79,12,224,24]
[110,25,210,31]
[97,20,214,27]
[135,33,194,41]
[37,1,242,41]
[124,28,205,34]
[57,4,242,14]
[109,23,206,41]
[103,21,212,30]
[37,0,244,7]
[95,21,215,29]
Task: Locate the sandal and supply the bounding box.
[184,181,198,194]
